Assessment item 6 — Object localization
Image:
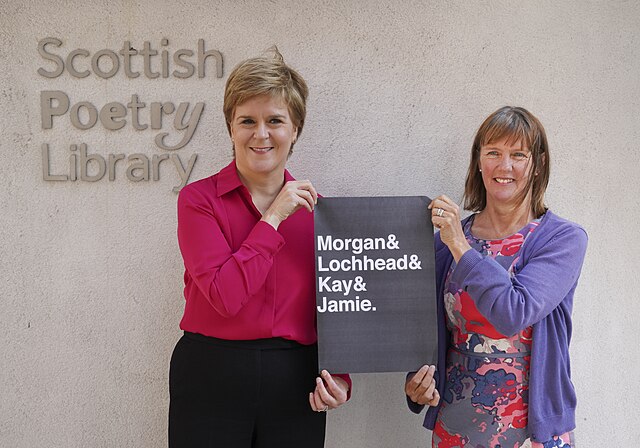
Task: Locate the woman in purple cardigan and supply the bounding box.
[405,107,588,447]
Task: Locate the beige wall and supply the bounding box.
[2,1,638,446]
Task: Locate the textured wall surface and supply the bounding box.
[1,1,638,446]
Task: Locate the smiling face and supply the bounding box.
[464,107,550,217]
[230,94,298,182]
[478,137,534,209]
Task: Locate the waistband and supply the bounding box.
[450,346,530,359]
[183,331,310,350]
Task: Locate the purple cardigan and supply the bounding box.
[408,210,588,442]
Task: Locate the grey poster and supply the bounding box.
[314,196,438,374]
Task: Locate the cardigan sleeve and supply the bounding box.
[448,223,588,337]
[177,186,285,318]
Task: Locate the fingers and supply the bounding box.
[311,370,348,411]
[431,196,472,261]
[405,365,429,395]
[289,180,317,207]
[409,365,435,396]
[300,180,318,205]
[428,195,454,209]
[322,370,348,402]
[316,371,348,408]
[262,180,318,229]
[428,195,460,230]
[309,383,328,412]
[431,199,460,218]
[309,392,325,412]
[430,196,461,231]
[282,180,317,212]
[405,365,437,405]
[297,188,315,213]
[428,389,441,407]
[424,374,436,400]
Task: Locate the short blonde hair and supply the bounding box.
[223,47,309,155]
[463,106,550,217]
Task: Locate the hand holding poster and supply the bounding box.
[314,196,438,373]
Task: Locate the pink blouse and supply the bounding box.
[177,160,320,346]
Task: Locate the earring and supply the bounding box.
[479,169,482,172]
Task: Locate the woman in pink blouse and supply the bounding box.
[168,49,350,448]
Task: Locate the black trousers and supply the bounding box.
[169,332,326,448]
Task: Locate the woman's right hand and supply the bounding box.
[429,195,471,263]
[405,364,440,406]
[261,180,318,230]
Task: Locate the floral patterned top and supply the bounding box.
[433,216,574,448]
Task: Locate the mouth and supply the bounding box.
[494,177,514,184]
[250,147,273,154]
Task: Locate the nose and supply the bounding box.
[497,154,513,170]
[255,123,269,140]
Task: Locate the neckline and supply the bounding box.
[465,213,541,242]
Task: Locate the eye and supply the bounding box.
[240,118,255,125]
[269,118,284,124]
[512,152,529,160]
[484,150,500,158]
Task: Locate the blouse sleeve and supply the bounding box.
[449,223,588,337]
[177,186,285,318]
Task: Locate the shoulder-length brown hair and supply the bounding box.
[463,106,550,217]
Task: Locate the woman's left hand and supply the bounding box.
[308,370,349,412]
[405,364,440,406]
[429,195,471,262]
